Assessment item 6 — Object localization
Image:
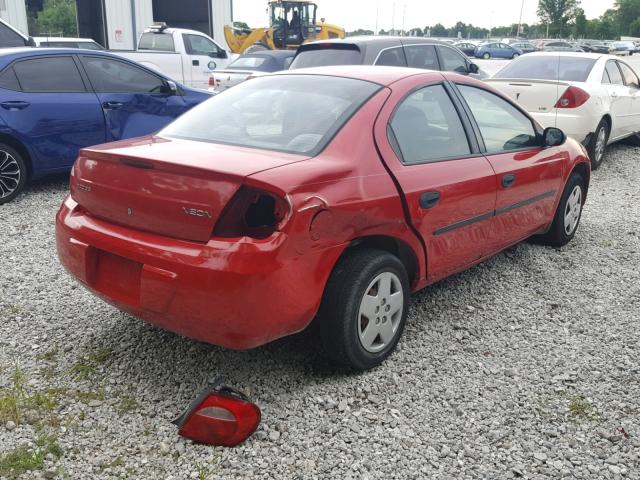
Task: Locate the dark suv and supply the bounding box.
[289,36,487,79]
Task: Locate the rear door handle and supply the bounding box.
[502,173,516,188]
[0,101,30,110]
[419,191,440,209]
[102,101,123,109]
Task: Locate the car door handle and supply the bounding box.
[192,59,200,66]
[0,101,30,110]
[502,174,516,188]
[102,101,123,109]
[419,191,440,209]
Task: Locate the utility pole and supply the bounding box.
[392,2,395,35]
[402,4,406,36]
[517,0,525,37]
[375,4,379,35]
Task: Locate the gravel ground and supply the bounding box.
[1,143,639,480]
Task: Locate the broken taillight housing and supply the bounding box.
[213,186,290,239]
[173,384,261,447]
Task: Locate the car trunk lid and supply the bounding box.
[71,136,306,242]
[486,78,572,118]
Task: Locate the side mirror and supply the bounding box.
[211,50,228,59]
[468,63,479,74]
[543,127,566,147]
[165,80,179,95]
[26,36,37,47]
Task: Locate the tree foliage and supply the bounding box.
[537,0,579,36]
[28,0,77,36]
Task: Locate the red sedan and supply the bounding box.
[56,66,590,370]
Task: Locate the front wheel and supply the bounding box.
[0,144,27,205]
[482,52,491,60]
[537,172,585,247]
[317,249,409,370]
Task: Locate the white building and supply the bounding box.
[0,0,28,35]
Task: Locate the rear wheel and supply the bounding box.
[317,249,409,370]
[0,144,27,205]
[512,53,520,59]
[483,52,491,59]
[587,118,609,170]
[538,172,585,247]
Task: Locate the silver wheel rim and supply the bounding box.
[357,271,404,353]
[564,185,583,235]
[0,150,20,199]
[594,126,606,162]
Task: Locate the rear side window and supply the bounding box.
[619,62,640,89]
[494,56,596,82]
[438,46,468,74]
[13,57,85,92]
[139,32,175,52]
[375,47,407,67]
[605,61,624,85]
[405,45,438,70]
[0,67,20,91]
[161,75,381,155]
[389,84,470,163]
[290,45,362,69]
[458,84,538,153]
[81,56,166,93]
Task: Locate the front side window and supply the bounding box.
[405,45,438,70]
[605,61,624,85]
[618,62,640,89]
[389,84,470,164]
[13,57,85,93]
[161,75,381,155]
[458,84,538,153]
[183,34,220,56]
[0,23,27,47]
[438,46,468,74]
[81,56,166,93]
[138,32,175,52]
[375,47,407,67]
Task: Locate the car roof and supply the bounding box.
[302,36,451,48]
[520,51,607,60]
[240,50,295,59]
[272,65,450,86]
[0,47,156,69]
[33,37,98,42]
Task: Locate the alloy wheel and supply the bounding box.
[564,185,583,235]
[594,126,606,163]
[357,271,404,353]
[0,150,20,199]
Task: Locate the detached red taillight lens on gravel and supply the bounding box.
[173,383,261,447]
[213,186,290,239]
[555,86,590,108]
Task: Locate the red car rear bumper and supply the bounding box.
[56,196,342,349]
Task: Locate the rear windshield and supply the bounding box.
[494,56,596,82]
[138,32,175,52]
[161,75,381,155]
[290,45,362,69]
[228,56,268,70]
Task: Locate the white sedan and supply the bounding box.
[486,52,640,168]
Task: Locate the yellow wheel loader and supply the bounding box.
[224,1,345,54]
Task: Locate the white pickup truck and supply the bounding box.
[112,24,237,90]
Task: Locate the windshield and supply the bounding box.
[161,75,381,155]
[290,45,362,69]
[494,56,596,82]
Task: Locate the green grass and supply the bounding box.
[116,395,138,414]
[71,347,113,380]
[0,433,62,479]
[568,396,593,418]
[0,368,26,423]
[75,389,105,403]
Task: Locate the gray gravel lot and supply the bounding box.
[1,140,640,479]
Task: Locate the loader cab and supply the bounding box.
[270,1,317,49]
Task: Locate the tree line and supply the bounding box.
[348,0,640,40]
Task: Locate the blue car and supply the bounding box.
[474,42,523,60]
[0,48,211,204]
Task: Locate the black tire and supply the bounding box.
[587,118,609,170]
[0,143,27,205]
[317,248,409,371]
[512,53,520,59]
[538,172,586,247]
[483,52,491,60]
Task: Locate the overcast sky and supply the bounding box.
[233,0,614,32]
